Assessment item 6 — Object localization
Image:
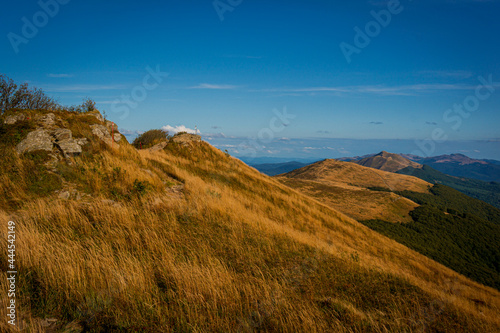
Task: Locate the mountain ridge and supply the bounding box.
[1,109,500,331]
[278,158,430,223]
[356,151,423,172]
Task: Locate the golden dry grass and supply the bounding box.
[0,120,499,332]
[284,159,430,192]
[278,159,431,223]
[278,177,419,223]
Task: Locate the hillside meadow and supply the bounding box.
[0,110,499,332]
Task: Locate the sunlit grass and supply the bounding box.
[0,116,499,331]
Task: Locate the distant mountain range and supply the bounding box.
[350,151,500,209]
[402,153,500,183]
[252,152,500,209]
[248,161,309,176]
[343,152,500,183]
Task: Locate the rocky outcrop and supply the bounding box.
[7,109,122,158]
[91,124,112,141]
[53,128,72,141]
[4,113,26,125]
[15,127,88,157]
[88,110,105,122]
[57,139,82,156]
[91,124,121,146]
[148,141,169,151]
[52,128,83,157]
[16,129,54,154]
[38,113,57,128]
[171,133,202,146]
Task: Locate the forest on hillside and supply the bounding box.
[362,184,500,290]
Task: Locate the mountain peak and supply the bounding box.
[377,151,392,157]
[356,151,422,172]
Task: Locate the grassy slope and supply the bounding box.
[278,159,430,223]
[1,111,500,332]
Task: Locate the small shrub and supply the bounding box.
[131,179,150,197]
[133,129,169,149]
[66,97,97,113]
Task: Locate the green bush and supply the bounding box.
[65,97,97,113]
[132,129,170,149]
[132,179,150,197]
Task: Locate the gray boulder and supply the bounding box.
[4,113,26,125]
[57,139,82,156]
[16,129,54,154]
[53,128,72,141]
[90,124,120,146]
[38,113,57,128]
[75,138,88,146]
[91,124,111,140]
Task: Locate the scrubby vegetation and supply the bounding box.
[362,184,500,290]
[398,184,500,223]
[0,74,59,112]
[0,74,98,115]
[132,129,170,149]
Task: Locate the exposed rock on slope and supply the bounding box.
[10,110,121,160]
[15,129,54,154]
[171,133,201,146]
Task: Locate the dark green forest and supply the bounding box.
[362,184,500,290]
[398,165,500,209]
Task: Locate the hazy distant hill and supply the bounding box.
[336,153,376,162]
[250,161,309,176]
[403,153,500,183]
[356,151,422,172]
[483,159,500,166]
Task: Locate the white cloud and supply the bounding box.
[203,132,226,139]
[47,73,74,78]
[162,125,198,135]
[418,70,474,79]
[44,83,127,92]
[189,83,238,90]
[118,129,144,136]
[256,82,500,96]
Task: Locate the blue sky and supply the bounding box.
[2,0,500,160]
